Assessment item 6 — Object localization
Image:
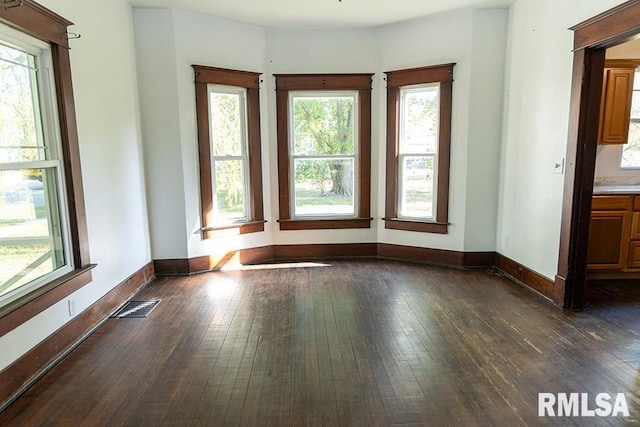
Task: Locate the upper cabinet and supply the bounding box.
[598,60,640,145]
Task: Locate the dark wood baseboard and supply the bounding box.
[0,262,155,412]
[377,244,494,268]
[155,244,495,275]
[495,253,555,303]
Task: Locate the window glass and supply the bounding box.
[398,85,439,219]
[209,86,249,223]
[290,92,358,217]
[621,67,640,168]
[0,37,71,306]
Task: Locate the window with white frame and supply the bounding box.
[0,27,72,306]
[398,85,439,219]
[208,85,250,223]
[621,66,640,168]
[290,92,358,217]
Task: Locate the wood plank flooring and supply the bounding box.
[2,259,640,426]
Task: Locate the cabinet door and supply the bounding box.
[587,210,631,270]
[598,67,634,145]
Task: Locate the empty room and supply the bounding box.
[1,0,640,424]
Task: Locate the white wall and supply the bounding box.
[496,0,628,279]
[134,8,509,260]
[1,0,150,371]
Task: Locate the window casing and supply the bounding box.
[193,66,265,238]
[0,1,92,324]
[275,74,373,230]
[384,64,454,234]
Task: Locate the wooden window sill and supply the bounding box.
[201,220,266,238]
[278,218,372,230]
[383,218,448,234]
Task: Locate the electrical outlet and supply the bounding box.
[503,236,510,248]
[67,299,77,317]
[553,158,565,174]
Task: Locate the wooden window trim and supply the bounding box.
[384,64,455,234]
[0,1,94,327]
[275,73,373,230]
[192,65,265,238]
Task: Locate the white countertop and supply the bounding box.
[593,185,640,195]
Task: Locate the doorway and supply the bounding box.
[557,0,640,309]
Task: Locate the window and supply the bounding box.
[621,66,640,168]
[275,74,372,230]
[193,66,265,237]
[0,3,92,319]
[384,64,455,234]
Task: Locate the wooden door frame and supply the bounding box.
[556,0,640,309]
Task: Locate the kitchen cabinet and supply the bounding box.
[586,194,640,271]
[587,196,631,270]
[598,60,638,145]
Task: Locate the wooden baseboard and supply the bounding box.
[495,253,555,302]
[0,262,155,412]
[155,244,495,275]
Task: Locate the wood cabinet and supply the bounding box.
[587,194,640,271]
[598,60,639,145]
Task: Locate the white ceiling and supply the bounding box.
[128,0,513,29]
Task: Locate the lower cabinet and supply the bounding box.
[587,210,630,270]
[587,195,638,271]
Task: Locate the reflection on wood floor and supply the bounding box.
[2,259,640,426]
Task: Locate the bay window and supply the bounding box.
[384,64,454,234]
[275,74,372,230]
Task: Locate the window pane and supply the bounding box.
[210,91,243,156]
[632,91,640,120]
[399,156,434,219]
[292,95,355,155]
[294,158,355,216]
[214,159,246,220]
[0,43,45,163]
[400,87,439,154]
[621,122,640,168]
[0,168,66,299]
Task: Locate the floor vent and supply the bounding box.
[111,299,160,318]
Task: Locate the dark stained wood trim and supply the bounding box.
[201,220,266,238]
[274,243,377,260]
[0,0,71,48]
[385,64,455,87]
[193,65,260,88]
[278,218,372,230]
[358,87,372,220]
[496,253,555,303]
[463,251,496,268]
[276,88,291,221]
[192,65,265,238]
[154,244,496,275]
[558,2,640,309]
[275,73,373,229]
[378,243,463,267]
[385,86,400,220]
[52,45,91,269]
[383,218,448,234]
[571,0,640,51]
[384,63,455,233]
[274,74,373,90]
[0,266,94,337]
[0,262,155,411]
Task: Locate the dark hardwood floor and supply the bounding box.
[2,259,640,426]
